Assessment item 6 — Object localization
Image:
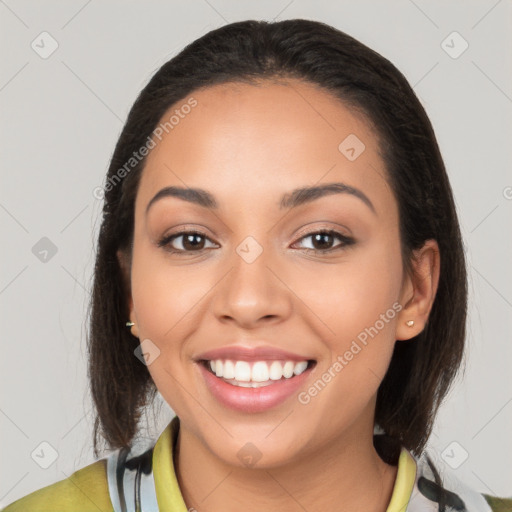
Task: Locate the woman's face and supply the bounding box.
[122,79,421,468]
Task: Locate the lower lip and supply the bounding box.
[197,362,313,413]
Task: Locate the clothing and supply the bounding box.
[2,416,510,511]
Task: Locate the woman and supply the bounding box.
[3,18,510,512]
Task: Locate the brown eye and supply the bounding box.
[293,230,354,253]
[158,230,216,253]
[157,228,354,256]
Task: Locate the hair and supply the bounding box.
[87,18,467,458]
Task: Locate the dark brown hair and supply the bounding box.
[87,19,467,458]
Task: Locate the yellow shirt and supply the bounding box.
[2,416,417,512]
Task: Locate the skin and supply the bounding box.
[118,79,440,512]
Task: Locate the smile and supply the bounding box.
[197,358,316,412]
[208,359,309,385]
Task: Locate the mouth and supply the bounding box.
[196,358,317,412]
[199,358,316,387]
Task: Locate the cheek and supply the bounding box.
[344,237,403,324]
[325,239,403,401]
[293,234,402,411]
[290,233,403,345]
[130,238,208,340]
[129,243,206,414]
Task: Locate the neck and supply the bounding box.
[173,409,398,512]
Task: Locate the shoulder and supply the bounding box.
[410,451,512,512]
[482,494,512,512]
[1,459,113,512]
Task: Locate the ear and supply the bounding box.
[117,249,139,338]
[395,239,440,341]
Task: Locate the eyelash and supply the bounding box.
[157,228,355,255]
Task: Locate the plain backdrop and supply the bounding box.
[1,0,511,507]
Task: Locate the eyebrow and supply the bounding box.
[145,182,376,215]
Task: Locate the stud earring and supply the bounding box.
[126,321,135,327]
[405,320,415,327]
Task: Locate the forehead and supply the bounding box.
[136,79,392,216]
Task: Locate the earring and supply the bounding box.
[126,321,135,327]
[405,320,415,327]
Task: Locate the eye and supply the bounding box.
[157,230,216,254]
[157,228,355,255]
[292,229,355,253]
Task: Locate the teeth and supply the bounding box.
[234,361,252,381]
[214,360,223,378]
[282,361,294,378]
[251,361,269,382]
[230,380,275,388]
[293,361,308,375]
[223,360,235,379]
[207,359,310,383]
[269,361,283,380]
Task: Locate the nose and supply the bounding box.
[211,236,293,329]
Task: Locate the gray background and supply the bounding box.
[1,0,511,507]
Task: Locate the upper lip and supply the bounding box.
[195,345,314,362]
